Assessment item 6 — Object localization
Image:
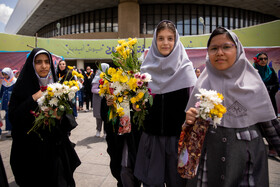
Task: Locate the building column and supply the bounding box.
[118,0,140,38]
[76,59,84,70]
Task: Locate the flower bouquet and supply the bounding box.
[178,89,226,179]
[98,38,153,134]
[28,67,83,139]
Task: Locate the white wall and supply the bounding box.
[5,0,43,34]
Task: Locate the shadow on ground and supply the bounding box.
[76,136,105,148]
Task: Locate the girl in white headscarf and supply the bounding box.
[134,20,197,187]
[0,67,16,138]
[185,27,280,187]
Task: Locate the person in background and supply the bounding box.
[253,52,279,157]
[56,60,72,82]
[195,68,201,78]
[91,63,109,137]
[8,48,81,187]
[134,20,197,187]
[0,67,16,138]
[77,75,84,111]
[185,27,280,187]
[84,66,94,112]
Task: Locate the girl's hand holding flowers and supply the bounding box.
[43,107,61,120]
[106,98,114,106]
[185,108,198,125]
[32,90,43,101]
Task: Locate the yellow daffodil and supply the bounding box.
[68,66,74,70]
[120,75,128,83]
[130,97,137,104]
[100,72,105,79]
[136,92,144,100]
[72,70,79,76]
[128,77,137,90]
[118,40,125,45]
[48,91,54,97]
[217,93,224,100]
[108,67,117,75]
[118,97,123,103]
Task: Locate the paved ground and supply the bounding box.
[0,110,280,187]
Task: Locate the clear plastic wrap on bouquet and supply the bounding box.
[117,100,131,135]
[177,118,210,179]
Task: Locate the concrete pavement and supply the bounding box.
[0,110,280,187]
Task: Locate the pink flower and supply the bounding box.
[137,81,144,87]
[195,102,200,108]
[134,73,141,79]
[140,74,146,80]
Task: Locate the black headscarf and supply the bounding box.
[12,48,57,105]
[56,60,71,82]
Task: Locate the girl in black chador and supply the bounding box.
[9,48,81,187]
[56,59,72,82]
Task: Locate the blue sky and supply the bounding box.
[0,0,18,33]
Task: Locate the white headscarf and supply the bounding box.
[140,20,197,94]
[186,28,276,128]
[92,63,110,84]
[2,67,16,87]
[32,50,54,86]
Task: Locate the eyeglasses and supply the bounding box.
[258,57,268,61]
[208,43,236,55]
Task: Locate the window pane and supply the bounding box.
[162,5,168,14]
[147,15,153,24]
[177,24,183,35]
[184,25,190,35]
[169,15,175,23]
[155,15,161,24]
[198,24,203,34]
[80,14,84,33]
[147,24,154,34]
[169,5,175,14]
[184,14,190,24]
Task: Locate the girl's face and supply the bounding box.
[257,54,268,67]
[2,73,9,79]
[34,54,50,77]
[156,28,175,56]
[208,34,237,71]
[59,61,66,71]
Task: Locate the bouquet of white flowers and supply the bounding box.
[28,67,83,139]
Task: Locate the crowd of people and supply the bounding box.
[0,20,279,187]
